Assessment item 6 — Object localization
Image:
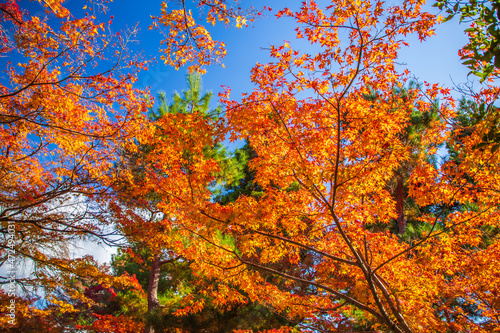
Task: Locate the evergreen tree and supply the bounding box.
[116,72,294,332]
[150,72,220,119]
[362,81,441,238]
[215,141,262,205]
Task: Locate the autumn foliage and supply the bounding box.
[0,0,147,330]
[1,0,500,332]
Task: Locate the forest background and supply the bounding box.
[1,0,500,332]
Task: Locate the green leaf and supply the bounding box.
[462,59,476,66]
[443,14,454,22]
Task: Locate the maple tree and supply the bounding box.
[109,73,295,332]
[151,0,265,73]
[146,1,499,332]
[110,244,292,332]
[2,0,500,332]
[0,1,149,330]
[108,72,231,333]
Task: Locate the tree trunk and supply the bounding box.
[396,175,406,235]
[143,253,161,333]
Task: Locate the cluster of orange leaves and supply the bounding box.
[0,0,150,330]
[1,0,500,332]
[151,0,264,73]
[136,1,500,332]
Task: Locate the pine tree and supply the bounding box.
[117,72,293,332]
[150,72,220,119]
